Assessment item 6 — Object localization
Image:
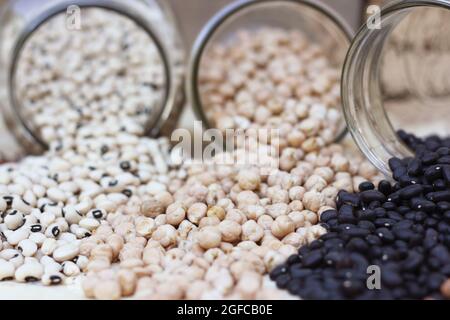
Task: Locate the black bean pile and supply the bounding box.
[270,132,450,300]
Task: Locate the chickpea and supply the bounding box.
[196,226,222,249]
[140,198,165,218]
[271,215,295,239]
[241,220,264,242]
[206,205,226,221]
[151,225,177,247]
[187,203,207,225]
[237,169,261,191]
[218,220,242,243]
[166,204,186,226]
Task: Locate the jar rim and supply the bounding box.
[341,0,450,177]
[3,0,174,151]
[187,0,354,142]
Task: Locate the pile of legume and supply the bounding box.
[0,20,385,299]
[199,27,343,152]
[15,8,165,150]
[77,28,382,299]
[0,8,169,285]
[270,132,450,299]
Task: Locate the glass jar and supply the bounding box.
[342,0,450,176]
[187,0,353,143]
[0,0,185,160]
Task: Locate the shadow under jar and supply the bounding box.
[342,0,450,176]
[0,0,184,161]
[187,0,353,152]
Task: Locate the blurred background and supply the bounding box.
[167,0,368,47]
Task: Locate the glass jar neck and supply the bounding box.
[342,0,450,176]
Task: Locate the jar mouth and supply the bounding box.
[4,0,173,152]
[342,0,450,177]
[187,0,353,143]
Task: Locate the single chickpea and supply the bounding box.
[206,205,226,221]
[151,224,177,247]
[140,198,165,218]
[196,226,222,249]
[271,215,295,239]
[198,216,221,228]
[187,202,207,225]
[241,220,264,242]
[166,204,186,226]
[218,220,242,243]
[237,169,261,191]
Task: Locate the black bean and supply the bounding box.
[302,250,323,268]
[376,228,395,243]
[382,269,403,287]
[407,158,422,176]
[338,205,356,224]
[320,210,337,222]
[426,191,450,202]
[336,191,360,207]
[378,180,392,195]
[389,157,404,171]
[360,190,386,203]
[424,165,442,182]
[359,182,375,192]
[402,252,423,271]
[442,165,450,182]
[400,184,423,199]
[342,227,370,238]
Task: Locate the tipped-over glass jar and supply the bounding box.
[342,0,450,176]
[0,0,184,161]
[187,0,353,146]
